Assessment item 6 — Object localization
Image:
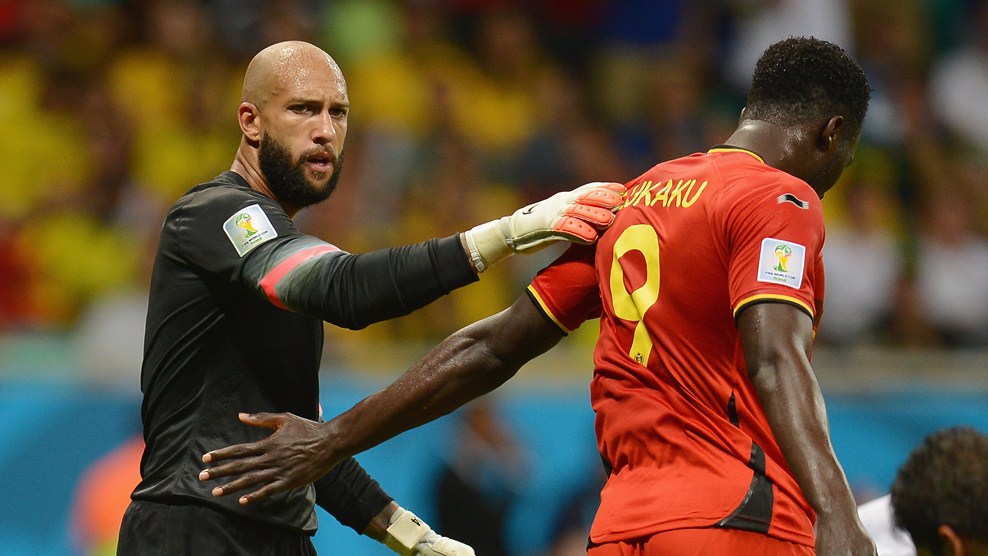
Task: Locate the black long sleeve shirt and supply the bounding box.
[134,171,477,533]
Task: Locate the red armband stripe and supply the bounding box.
[260,245,340,309]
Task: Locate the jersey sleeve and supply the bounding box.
[170,184,478,329]
[313,457,393,534]
[527,243,602,333]
[723,178,825,321]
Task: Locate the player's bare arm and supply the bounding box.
[738,302,876,556]
[199,296,564,504]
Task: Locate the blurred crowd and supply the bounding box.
[1,0,987,353]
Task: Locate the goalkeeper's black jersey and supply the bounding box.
[134,171,477,533]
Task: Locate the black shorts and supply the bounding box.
[117,500,317,556]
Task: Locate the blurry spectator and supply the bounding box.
[819,181,904,347]
[454,7,554,179]
[546,463,606,556]
[913,195,988,347]
[311,0,482,252]
[723,0,854,92]
[1,0,987,351]
[614,49,733,174]
[204,0,325,59]
[434,399,528,555]
[851,0,934,149]
[589,1,718,144]
[929,0,988,155]
[0,227,36,331]
[516,68,626,205]
[107,0,239,203]
[70,436,144,556]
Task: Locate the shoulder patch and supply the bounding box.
[756,238,806,289]
[777,193,810,209]
[223,204,278,257]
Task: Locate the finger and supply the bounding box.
[208,468,279,498]
[575,185,627,209]
[237,480,293,506]
[237,412,287,430]
[565,205,617,227]
[199,455,266,481]
[572,181,623,193]
[552,218,596,244]
[202,441,264,464]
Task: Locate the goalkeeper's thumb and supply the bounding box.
[463,181,626,272]
[384,507,475,556]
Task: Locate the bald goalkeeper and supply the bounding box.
[116,41,624,556]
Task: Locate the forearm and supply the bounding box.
[319,235,477,328]
[325,321,523,457]
[739,304,859,520]
[750,354,858,517]
[321,299,563,460]
[255,235,478,329]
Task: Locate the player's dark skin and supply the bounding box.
[201,114,874,555]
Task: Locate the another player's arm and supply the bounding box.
[199,296,564,502]
[322,296,564,453]
[738,302,876,556]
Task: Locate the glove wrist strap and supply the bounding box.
[385,507,431,556]
[464,220,511,273]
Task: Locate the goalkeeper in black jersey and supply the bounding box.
[117,40,624,556]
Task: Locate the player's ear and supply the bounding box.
[239,102,262,144]
[818,115,844,152]
[937,524,964,556]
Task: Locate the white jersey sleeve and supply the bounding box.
[857,494,916,556]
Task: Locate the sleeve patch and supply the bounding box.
[756,238,806,289]
[223,204,279,257]
[777,193,810,209]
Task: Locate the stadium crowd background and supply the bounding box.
[2,0,988,352]
[1,0,987,555]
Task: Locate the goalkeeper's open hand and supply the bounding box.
[463,181,626,272]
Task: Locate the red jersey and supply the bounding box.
[528,148,825,547]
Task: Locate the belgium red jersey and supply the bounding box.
[528,148,825,547]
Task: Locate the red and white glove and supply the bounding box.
[384,507,475,556]
[463,181,626,272]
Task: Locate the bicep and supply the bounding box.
[484,295,567,367]
[736,302,814,379]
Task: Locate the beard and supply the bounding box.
[258,133,344,209]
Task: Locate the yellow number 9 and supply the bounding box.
[609,225,660,365]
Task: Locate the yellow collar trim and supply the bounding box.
[707,147,765,164]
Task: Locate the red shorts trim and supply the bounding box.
[587,527,814,556]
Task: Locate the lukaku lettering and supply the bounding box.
[623,179,708,209]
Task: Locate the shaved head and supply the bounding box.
[242,41,346,108]
[233,41,350,214]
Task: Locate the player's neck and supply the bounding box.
[724,120,815,180]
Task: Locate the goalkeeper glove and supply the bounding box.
[463,181,625,272]
[384,507,475,556]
